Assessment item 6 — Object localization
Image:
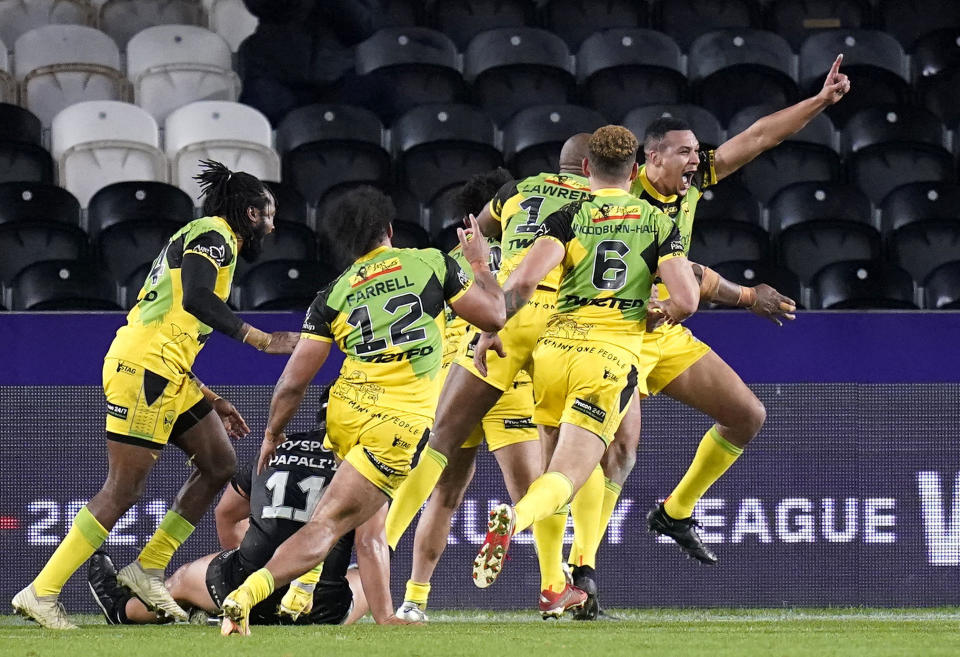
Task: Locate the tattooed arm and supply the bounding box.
[501,238,566,321]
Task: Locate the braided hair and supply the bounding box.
[194,160,273,245]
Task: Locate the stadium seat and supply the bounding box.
[811,260,916,309]
[841,106,947,154]
[239,259,337,311]
[729,105,837,154]
[352,27,464,122]
[0,0,92,47]
[391,221,432,249]
[911,28,960,81]
[543,0,645,50]
[767,181,872,235]
[777,221,881,285]
[576,29,685,122]
[434,222,462,252]
[14,25,126,127]
[890,221,960,284]
[122,261,151,309]
[736,142,841,205]
[766,0,869,50]
[426,185,467,237]
[710,259,803,309]
[799,30,909,126]
[275,103,390,206]
[0,182,81,227]
[203,0,258,51]
[97,220,181,285]
[127,25,240,123]
[239,0,313,23]
[98,0,203,48]
[846,143,954,206]
[10,259,121,310]
[430,0,531,50]
[234,221,317,280]
[51,101,166,208]
[0,104,52,183]
[688,29,798,126]
[378,0,421,27]
[918,68,960,126]
[687,221,770,267]
[0,223,87,284]
[0,38,15,103]
[263,181,310,228]
[877,0,960,51]
[623,104,724,153]
[87,181,193,236]
[653,0,760,51]
[164,100,280,204]
[880,182,960,234]
[502,104,606,178]
[693,181,762,226]
[924,262,960,310]
[393,104,502,203]
[464,27,575,125]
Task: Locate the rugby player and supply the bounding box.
[218,187,506,635]
[471,126,700,603]
[12,161,299,629]
[395,169,541,623]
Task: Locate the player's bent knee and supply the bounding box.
[198,449,237,484]
[739,397,766,441]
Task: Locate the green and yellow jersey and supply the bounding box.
[535,188,685,358]
[442,237,500,368]
[301,245,471,417]
[491,172,593,291]
[106,216,238,380]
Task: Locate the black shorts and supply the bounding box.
[205,549,353,625]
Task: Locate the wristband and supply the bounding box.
[242,326,271,351]
[698,266,721,301]
[737,286,758,308]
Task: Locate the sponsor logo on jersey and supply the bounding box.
[503,417,535,430]
[457,267,470,288]
[350,258,402,288]
[116,361,137,375]
[363,448,401,477]
[359,345,435,363]
[107,402,129,420]
[163,410,176,428]
[392,436,412,450]
[572,397,607,423]
[193,244,225,264]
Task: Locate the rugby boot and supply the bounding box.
[646,502,718,565]
[11,585,77,630]
[220,586,255,636]
[538,583,587,620]
[88,550,132,625]
[472,503,515,588]
[396,600,428,623]
[570,565,599,621]
[278,580,314,621]
[117,560,189,621]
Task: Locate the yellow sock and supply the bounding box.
[294,562,324,587]
[138,510,194,570]
[513,471,573,534]
[533,505,569,592]
[567,465,604,568]
[241,568,275,606]
[385,446,448,549]
[664,426,744,519]
[33,506,108,596]
[595,477,622,549]
[404,580,431,608]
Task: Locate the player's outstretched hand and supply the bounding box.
[213,397,250,439]
[748,284,797,326]
[458,214,490,270]
[381,614,423,626]
[473,331,506,377]
[647,298,687,326]
[257,430,286,474]
[263,331,300,355]
[817,54,851,105]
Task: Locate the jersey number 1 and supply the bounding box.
[261,472,326,522]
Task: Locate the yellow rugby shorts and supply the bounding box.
[639,323,712,395]
[461,378,538,451]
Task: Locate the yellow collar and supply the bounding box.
[638,166,678,204]
[356,244,390,262]
[592,187,629,197]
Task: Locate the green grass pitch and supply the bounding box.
[2,609,960,657]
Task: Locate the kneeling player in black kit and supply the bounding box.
[88,388,389,626]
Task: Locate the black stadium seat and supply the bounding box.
[623,104,724,153]
[812,260,916,309]
[502,104,606,178]
[688,221,770,267]
[766,0,869,50]
[431,0,532,50]
[890,221,960,285]
[239,259,338,311]
[544,0,645,50]
[0,223,87,285]
[11,260,122,311]
[234,222,317,280]
[123,262,151,309]
[263,181,311,227]
[693,182,762,227]
[577,29,686,121]
[391,221,432,249]
[0,105,53,184]
[880,182,960,234]
[464,27,575,125]
[97,221,180,286]
[767,181,872,235]
[711,259,803,308]
[841,105,947,154]
[392,104,502,202]
[728,104,837,153]
[846,143,954,206]
[0,182,81,227]
[434,222,463,252]
[911,28,960,81]
[878,0,960,50]
[919,68,960,126]
[924,262,960,310]
[87,181,193,237]
[778,222,881,285]
[737,142,841,205]
[654,0,760,51]
[275,104,391,206]
[688,29,798,125]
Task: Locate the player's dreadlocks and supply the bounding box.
[453,167,513,220]
[643,116,692,154]
[588,125,639,179]
[325,185,395,267]
[194,159,273,247]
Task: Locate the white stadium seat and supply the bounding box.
[127,25,240,122]
[0,37,15,103]
[0,0,93,49]
[51,101,167,207]
[98,0,203,47]
[14,25,125,126]
[164,100,279,203]
[203,0,257,52]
